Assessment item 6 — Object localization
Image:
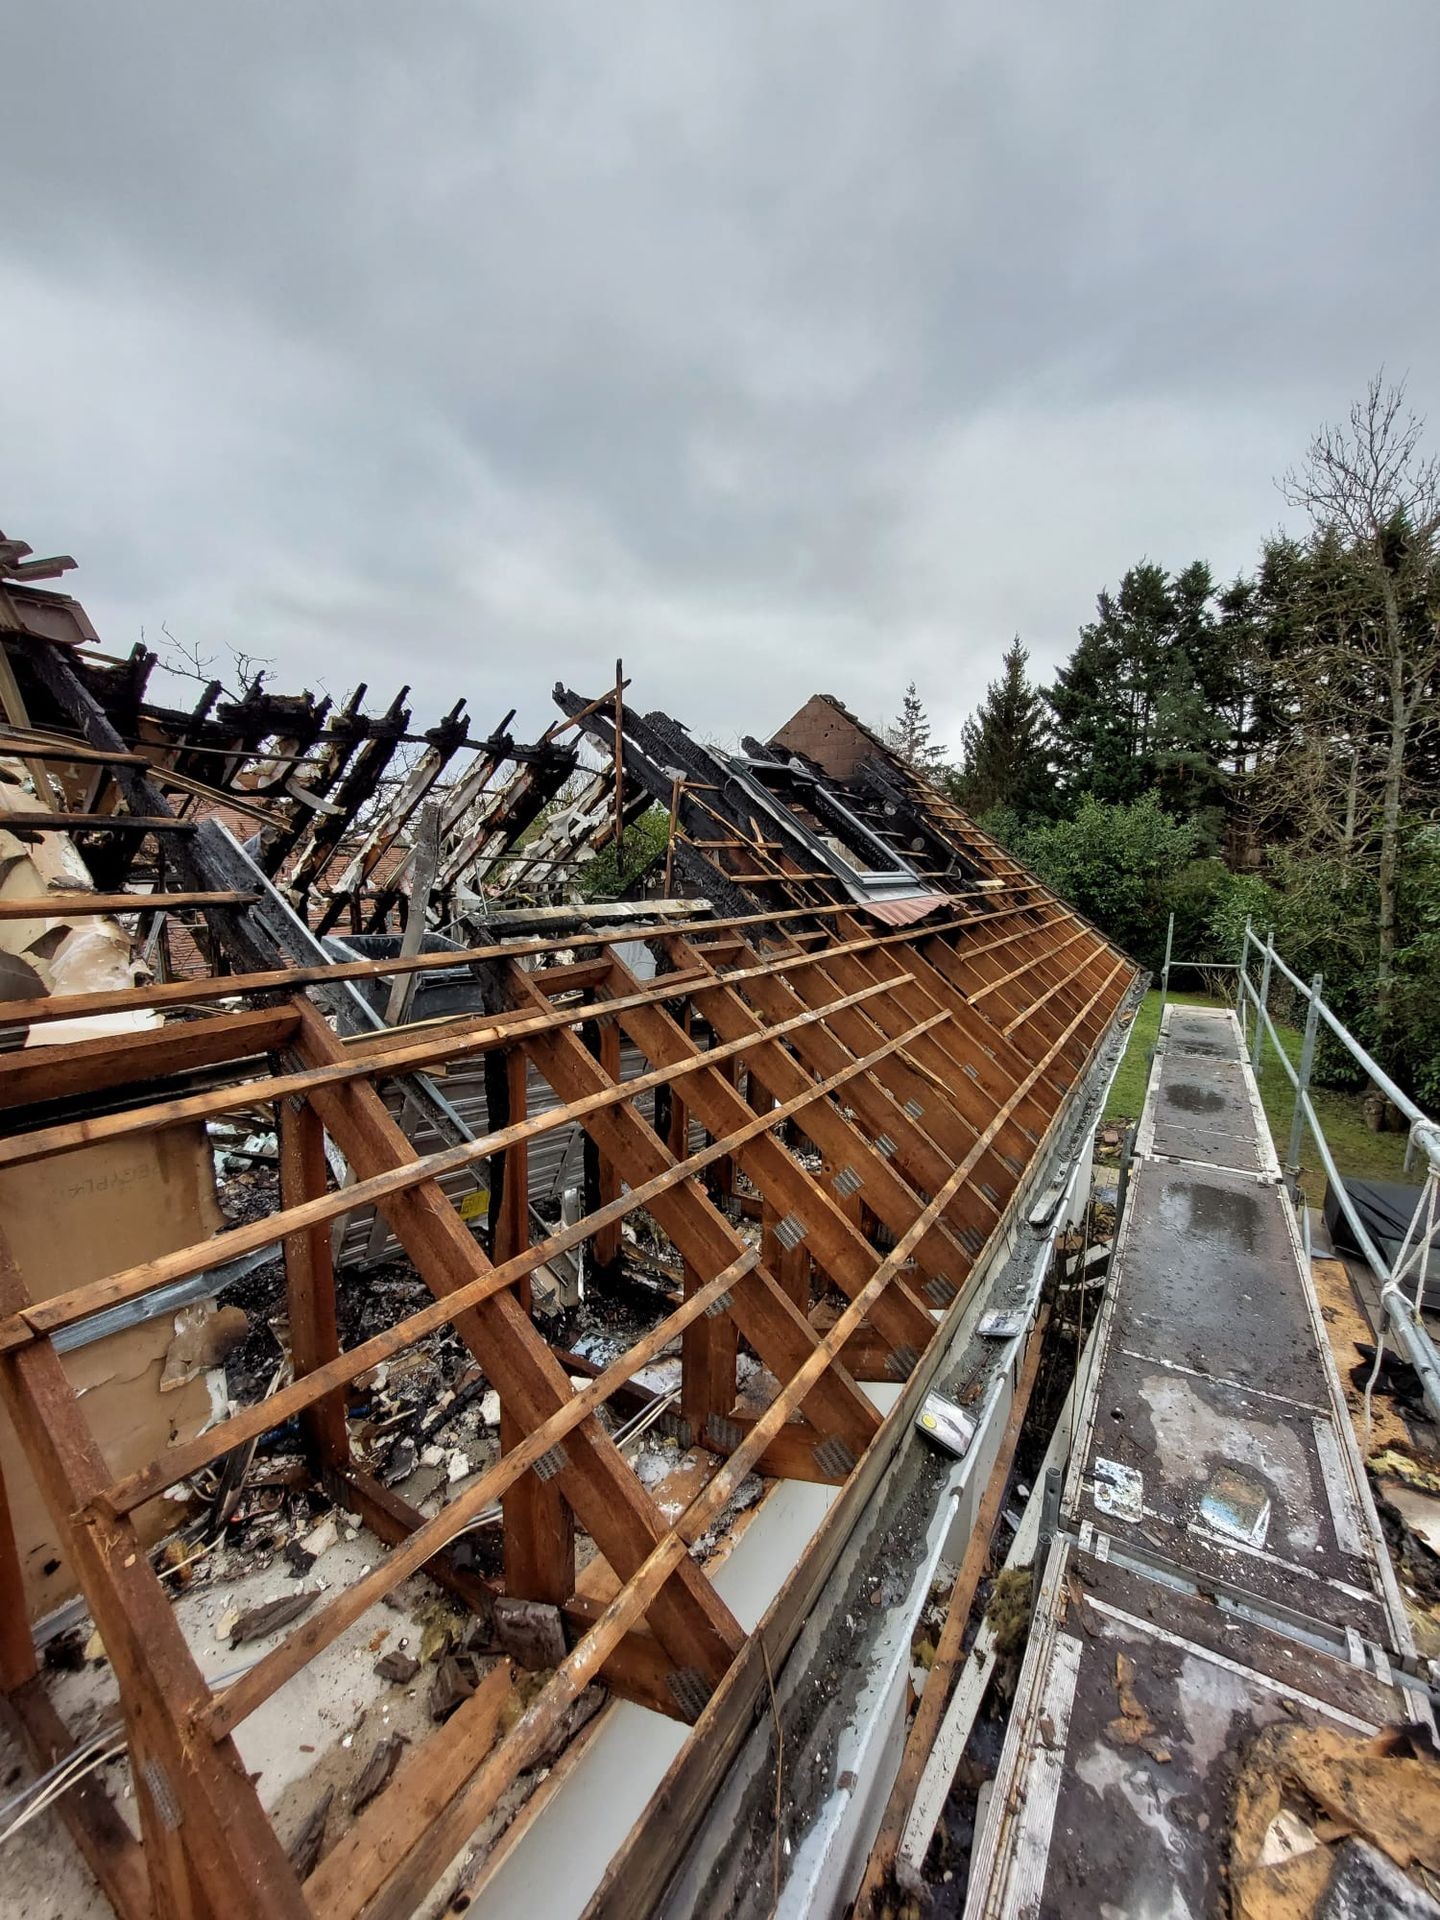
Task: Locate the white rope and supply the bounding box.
[0,1655,264,1851]
[614,1385,681,1450]
[0,1726,122,1832]
[0,1735,129,1846]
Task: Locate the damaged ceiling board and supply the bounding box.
[0,1125,225,1618]
[0,771,158,1044]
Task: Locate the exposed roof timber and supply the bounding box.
[0,598,596,934]
[0,890,1057,1032]
[0,858,1136,1909]
[554,683,916,918]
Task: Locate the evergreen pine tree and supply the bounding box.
[887,682,947,772]
[1046,560,1236,840]
[1047,562,1173,803]
[954,637,1052,819]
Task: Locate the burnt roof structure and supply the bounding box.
[551,681,1070,932]
[0,542,1147,1920]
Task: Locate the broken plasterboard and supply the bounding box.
[0,1125,229,1618]
[0,769,158,1043]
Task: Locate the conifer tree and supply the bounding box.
[1045,560,1233,835]
[954,637,1052,819]
[887,682,947,773]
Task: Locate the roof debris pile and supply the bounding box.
[0,537,1139,1919]
[1229,1721,1440,1920]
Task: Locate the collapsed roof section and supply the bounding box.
[768,690,1037,893]
[551,681,1064,931]
[0,551,645,981]
[1,525,1081,980]
[0,905,1136,1918]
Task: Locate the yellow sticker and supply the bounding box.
[457,1188,491,1222]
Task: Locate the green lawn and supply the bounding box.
[1105,989,1412,1199]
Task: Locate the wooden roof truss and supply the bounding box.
[0,893,1134,1920]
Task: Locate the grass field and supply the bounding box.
[1104,989,1412,1198]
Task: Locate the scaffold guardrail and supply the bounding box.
[1232,916,1440,1426]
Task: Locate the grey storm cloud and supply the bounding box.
[2,1,1437,750]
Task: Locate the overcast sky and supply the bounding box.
[4,4,1437,754]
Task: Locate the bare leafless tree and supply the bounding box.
[148,623,277,705]
[1284,375,1440,548]
[1280,373,1440,1036]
